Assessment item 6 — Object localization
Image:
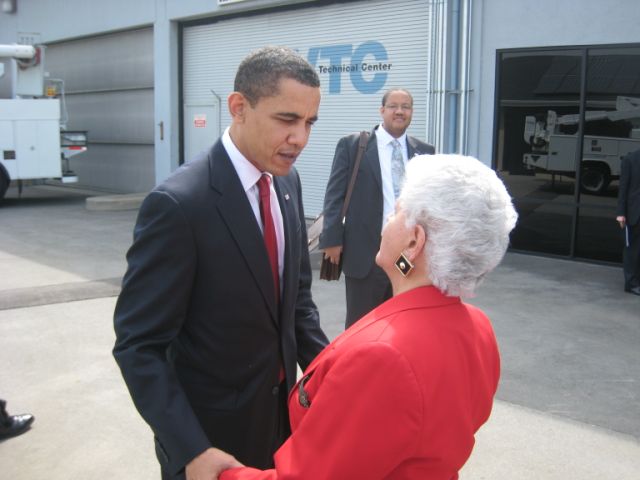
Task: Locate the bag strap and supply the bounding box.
[340,131,369,222]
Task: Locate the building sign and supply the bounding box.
[182,0,429,216]
[307,41,391,94]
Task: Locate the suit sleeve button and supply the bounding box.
[272,386,279,395]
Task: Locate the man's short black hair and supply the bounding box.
[381,88,414,107]
[234,46,320,106]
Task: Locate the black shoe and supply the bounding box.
[0,413,34,439]
[627,286,640,296]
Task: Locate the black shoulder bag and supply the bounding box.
[307,131,369,281]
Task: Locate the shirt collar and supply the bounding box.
[222,127,271,192]
[378,123,408,147]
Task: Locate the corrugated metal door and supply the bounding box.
[184,102,220,162]
[183,0,431,216]
[45,28,154,193]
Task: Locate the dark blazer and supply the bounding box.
[113,140,328,476]
[617,149,640,226]
[319,125,434,278]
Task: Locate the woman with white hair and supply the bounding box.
[218,154,518,480]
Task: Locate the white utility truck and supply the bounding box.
[522,96,640,194]
[0,43,87,200]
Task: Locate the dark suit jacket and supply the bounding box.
[319,125,434,278]
[113,140,328,476]
[617,149,640,226]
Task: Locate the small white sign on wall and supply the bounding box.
[193,114,207,128]
[184,103,219,162]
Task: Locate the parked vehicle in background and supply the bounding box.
[523,96,640,194]
[0,43,87,200]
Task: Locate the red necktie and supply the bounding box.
[258,175,285,384]
[258,174,280,303]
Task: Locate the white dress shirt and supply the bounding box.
[376,124,408,233]
[222,127,285,285]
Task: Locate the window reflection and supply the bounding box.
[576,205,624,262]
[573,47,640,262]
[496,45,639,263]
[509,199,573,256]
[581,49,640,202]
[497,50,581,203]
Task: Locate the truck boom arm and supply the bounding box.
[0,44,36,60]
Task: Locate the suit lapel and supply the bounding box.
[407,136,434,158]
[274,177,296,322]
[364,128,383,190]
[209,142,279,322]
[407,136,418,159]
[407,136,429,159]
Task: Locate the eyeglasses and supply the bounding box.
[384,104,413,111]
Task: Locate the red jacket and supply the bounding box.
[221,286,500,480]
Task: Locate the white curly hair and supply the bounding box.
[398,154,518,297]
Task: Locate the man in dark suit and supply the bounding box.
[113,46,329,480]
[319,88,435,328]
[616,149,640,295]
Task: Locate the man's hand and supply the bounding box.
[186,448,243,480]
[617,216,626,228]
[323,245,343,265]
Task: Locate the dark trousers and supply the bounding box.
[623,221,640,291]
[344,264,392,329]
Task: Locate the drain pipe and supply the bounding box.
[458,0,472,154]
[446,0,461,153]
[427,0,446,150]
[210,89,222,138]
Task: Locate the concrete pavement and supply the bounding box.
[0,184,638,479]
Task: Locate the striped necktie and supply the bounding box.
[391,139,405,198]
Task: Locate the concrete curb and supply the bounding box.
[86,193,146,211]
[0,278,122,310]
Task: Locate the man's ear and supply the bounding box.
[228,92,246,122]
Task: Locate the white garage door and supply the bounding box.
[46,28,155,193]
[183,0,432,216]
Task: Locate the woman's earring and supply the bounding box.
[394,253,414,277]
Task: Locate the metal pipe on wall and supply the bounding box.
[430,0,473,155]
[457,0,473,154]
[446,0,461,153]
[427,0,447,151]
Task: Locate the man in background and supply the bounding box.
[616,148,640,295]
[319,88,435,328]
